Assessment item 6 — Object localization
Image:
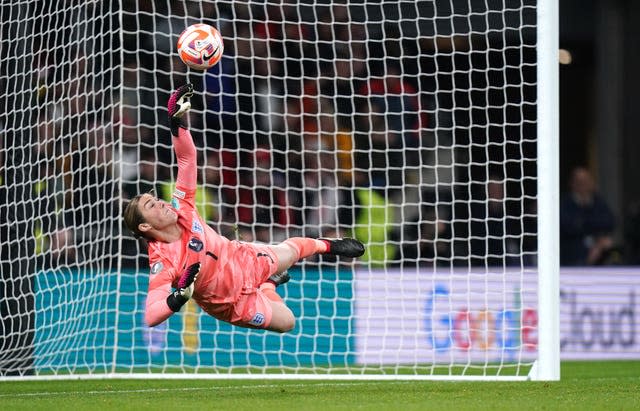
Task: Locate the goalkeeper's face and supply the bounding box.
[137,193,178,235]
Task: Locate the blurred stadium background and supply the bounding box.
[0,0,639,379]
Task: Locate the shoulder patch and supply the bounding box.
[151,261,164,274]
[171,197,180,210]
[173,189,186,199]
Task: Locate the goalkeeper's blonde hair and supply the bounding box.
[123,189,155,239]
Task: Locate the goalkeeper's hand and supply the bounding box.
[166,262,201,312]
[167,83,194,136]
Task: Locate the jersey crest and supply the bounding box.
[249,312,265,326]
[191,216,204,234]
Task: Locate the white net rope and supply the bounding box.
[0,1,539,378]
[1,1,118,376]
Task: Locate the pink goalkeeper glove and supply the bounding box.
[166,262,201,312]
[167,83,194,136]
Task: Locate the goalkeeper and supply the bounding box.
[123,84,365,332]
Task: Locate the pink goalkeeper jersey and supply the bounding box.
[143,129,277,327]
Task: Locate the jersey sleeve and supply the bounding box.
[173,128,197,192]
[144,260,178,327]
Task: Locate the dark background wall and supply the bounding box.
[561,0,640,247]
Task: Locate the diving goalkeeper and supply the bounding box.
[123,84,365,333]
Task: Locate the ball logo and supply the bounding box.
[194,39,209,51]
[203,45,221,61]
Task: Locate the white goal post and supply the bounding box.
[0,0,559,380]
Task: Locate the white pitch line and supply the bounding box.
[0,381,409,398]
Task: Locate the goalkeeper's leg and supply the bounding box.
[259,284,295,332]
[270,237,365,272]
[233,286,294,333]
[259,271,293,332]
[247,236,365,333]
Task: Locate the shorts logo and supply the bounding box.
[249,312,265,326]
[171,198,180,210]
[173,189,186,199]
[191,219,203,234]
[151,262,164,274]
[188,237,204,252]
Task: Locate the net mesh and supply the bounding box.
[0,0,540,378]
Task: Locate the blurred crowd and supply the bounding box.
[4,1,636,273]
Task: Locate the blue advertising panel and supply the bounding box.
[34,266,355,372]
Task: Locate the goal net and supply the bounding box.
[0,0,558,380]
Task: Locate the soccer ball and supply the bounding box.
[177,23,224,70]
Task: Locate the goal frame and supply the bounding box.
[0,0,560,382]
[531,0,560,381]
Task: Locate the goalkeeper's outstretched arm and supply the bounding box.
[168,83,197,192]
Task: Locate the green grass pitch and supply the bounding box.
[0,361,638,410]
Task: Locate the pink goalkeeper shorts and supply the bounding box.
[199,242,279,329]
